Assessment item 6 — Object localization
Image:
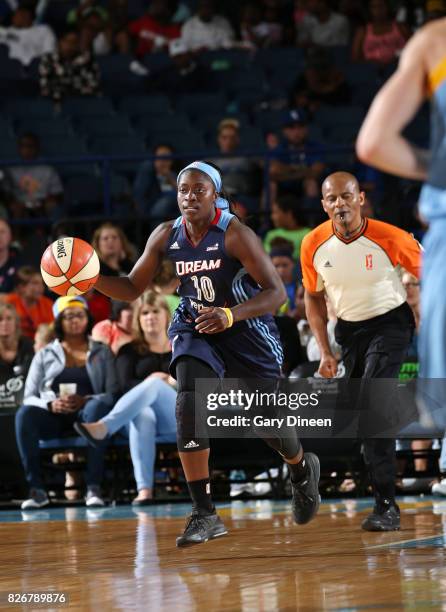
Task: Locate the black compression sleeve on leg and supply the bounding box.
[175,356,219,452]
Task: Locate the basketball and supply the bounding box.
[40,237,100,296]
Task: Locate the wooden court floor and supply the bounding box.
[0,498,445,611]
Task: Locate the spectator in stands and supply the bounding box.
[403,272,420,330]
[105,0,131,52]
[152,38,211,95]
[39,28,101,103]
[153,259,180,315]
[297,0,350,47]
[133,145,178,219]
[240,2,284,48]
[5,266,54,339]
[5,133,63,219]
[72,4,112,55]
[33,320,79,500]
[0,220,21,294]
[33,322,55,353]
[402,272,420,361]
[352,0,410,64]
[67,0,132,55]
[0,303,34,412]
[264,194,311,259]
[15,295,118,509]
[291,46,351,109]
[67,0,131,55]
[270,245,297,312]
[91,299,133,354]
[128,0,180,57]
[0,6,55,66]
[181,0,234,52]
[92,222,136,276]
[208,119,260,198]
[75,291,177,505]
[87,222,136,323]
[269,109,326,203]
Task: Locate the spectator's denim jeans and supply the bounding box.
[102,378,177,490]
[15,398,111,490]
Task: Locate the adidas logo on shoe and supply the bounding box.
[184,440,199,449]
[170,241,180,250]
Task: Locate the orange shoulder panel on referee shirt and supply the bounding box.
[363,219,421,279]
[300,220,333,293]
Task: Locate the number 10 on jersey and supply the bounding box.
[191,275,215,302]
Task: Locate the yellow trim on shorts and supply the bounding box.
[428,57,446,95]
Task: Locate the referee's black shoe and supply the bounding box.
[291,452,321,525]
[176,512,228,547]
[361,501,400,531]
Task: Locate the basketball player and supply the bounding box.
[92,161,320,547]
[356,19,446,424]
[301,171,421,531]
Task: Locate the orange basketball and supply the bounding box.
[40,237,100,296]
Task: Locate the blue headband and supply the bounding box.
[177,161,229,210]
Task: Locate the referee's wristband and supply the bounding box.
[221,307,234,328]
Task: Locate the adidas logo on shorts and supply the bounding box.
[184,440,199,449]
[170,241,180,250]
[323,260,332,268]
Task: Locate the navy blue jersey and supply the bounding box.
[165,208,283,376]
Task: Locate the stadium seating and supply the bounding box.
[118,94,172,116]
[76,115,135,138]
[62,97,116,118]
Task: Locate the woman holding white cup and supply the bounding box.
[15,296,119,510]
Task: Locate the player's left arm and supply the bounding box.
[195,222,287,334]
[356,28,430,180]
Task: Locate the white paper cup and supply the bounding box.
[59,383,77,398]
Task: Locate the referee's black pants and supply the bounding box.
[335,303,415,503]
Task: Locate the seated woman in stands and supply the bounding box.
[5,266,54,338]
[15,296,119,510]
[0,302,34,412]
[75,290,177,506]
[352,0,410,65]
[86,222,136,323]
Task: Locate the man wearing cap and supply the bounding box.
[269,108,326,202]
[15,295,119,510]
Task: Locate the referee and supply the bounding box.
[301,171,421,531]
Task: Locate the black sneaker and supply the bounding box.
[290,452,321,525]
[362,502,400,531]
[176,512,228,547]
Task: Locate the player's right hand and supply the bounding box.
[318,353,338,378]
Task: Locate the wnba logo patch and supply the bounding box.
[365,254,373,270]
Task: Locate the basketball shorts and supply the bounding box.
[168,318,283,380]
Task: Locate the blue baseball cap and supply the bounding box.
[281,108,308,127]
